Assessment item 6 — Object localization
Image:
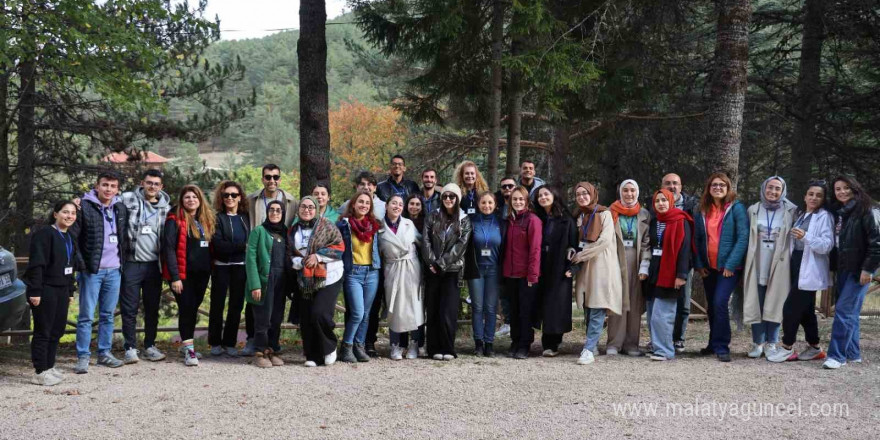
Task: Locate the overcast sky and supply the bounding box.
[203,0,350,40]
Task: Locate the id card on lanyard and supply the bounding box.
[141,200,158,235]
[578,206,598,249]
[195,221,209,247]
[478,216,495,257]
[54,226,74,275]
[104,207,118,243]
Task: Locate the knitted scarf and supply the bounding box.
[349,215,380,243]
[288,216,344,297]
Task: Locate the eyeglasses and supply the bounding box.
[391,162,405,167]
[222,193,240,199]
[575,192,590,199]
[299,205,316,211]
[710,183,728,189]
[267,208,283,213]
[263,175,281,181]
[143,181,162,187]
[501,184,515,190]
[442,194,457,201]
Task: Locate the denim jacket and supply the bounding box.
[337,217,382,274]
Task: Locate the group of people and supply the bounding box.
[22,155,880,386]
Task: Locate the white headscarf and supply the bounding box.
[618,179,640,208]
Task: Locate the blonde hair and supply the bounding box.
[454,160,489,194]
[177,185,215,241]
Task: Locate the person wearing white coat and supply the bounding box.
[768,182,834,362]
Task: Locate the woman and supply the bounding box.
[768,182,834,363]
[209,180,250,357]
[607,179,651,356]
[571,182,624,365]
[404,194,426,233]
[245,200,288,368]
[453,160,489,215]
[312,183,340,223]
[379,195,425,360]
[502,186,542,359]
[25,201,78,386]
[743,176,798,359]
[693,172,749,362]
[422,183,474,360]
[468,191,507,357]
[289,196,345,367]
[535,187,577,357]
[163,185,215,366]
[822,176,880,370]
[337,190,382,363]
[640,190,694,361]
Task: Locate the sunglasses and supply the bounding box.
[501,184,515,190]
[222,193,240,199]
[263,175,281,181]
[442,194,458,201]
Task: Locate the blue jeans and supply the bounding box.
[343,265,380,345]
[76,268,122,358]
[827,271,870,363]
[583,308,606,353]
[703,268,741,355]
[674,269,693,342]
[650,297,677,359]
[467,264,500,344]
[751,284,781,344]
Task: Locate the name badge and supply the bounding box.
[481,249,491,257]
[200,241,209,248]
[652,248,663,256]
[64,267,73,275]
[761,240,775,250]
[109,235,118,244]
[623,240,634,248]
[141,225,153,235]
[467,208,476,214]
[579,241,587,249]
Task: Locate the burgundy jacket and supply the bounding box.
[502,210,542,284]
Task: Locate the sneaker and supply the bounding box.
[32,370,62,386]
[340,344,357,363]
[764,343,779,358]
[97,353,124,368]
[542,349,559,357]
[268,350,284,367]
[406,341,419,359]
[142,346,166,362]
[432,353,444,360]
[365,342,378,358]
[577,349,595,365]
[495,324,511,337]
[238,341,256,357]
[513,348,528,359]
[390,344,404,361]
[767,346,794,363]
[254,352,272,368]
[184,349,199,366]
[797,346,825,361]
[645,341,654,352]
[849,358,862,363]
[179,346,202,359]
[717,352,731,362]
[124,348,139,364]
[210,346,224,356]
[484,342,495,357]
[304,361,317,368]
[74,356,90,374]
[47,367,65,380]
[674,341,685,354]
[624,349,644,357]
[650,353,668,361]
[418,346,427,358]
[606,347,619,356]
[353,344,371,362]
[325,350,337,366]
[442,354,455,361]
[822,358,845,369]
[747,343,764,358]
[225,347,239,357]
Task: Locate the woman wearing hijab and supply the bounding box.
[245,200,289,368]
[571,182,625,365]
[606,179,651,356]
[640,189,694,361]
[288,196,345,367]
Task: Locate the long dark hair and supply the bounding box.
[534,186,570,220]
[46,199,77,224]
[699,172,738,214]
[403,193,424,231]
[832,175,876,216]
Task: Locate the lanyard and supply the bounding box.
[53,225,73,265]
[764,207,777,240]
[621,216,636,238]
[194,220,205,239]
[579,206,598,240]
[141,200,158,225]
[389,179,407,196]
[102,206,116,235]
[467,189,475,205]
[478,215,496,249]
[794,212,811,229]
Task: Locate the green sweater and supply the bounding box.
[245,225,283,305]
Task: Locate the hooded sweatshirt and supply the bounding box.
[122,186,171,264]
[82,190,122,270]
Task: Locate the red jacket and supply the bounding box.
[503,210,542,283]
[161,211,188,281]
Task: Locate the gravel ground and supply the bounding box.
[1,317,879,440]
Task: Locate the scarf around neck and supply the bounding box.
[653,189,695,288]
[262,200,286,236]
[574,182,607,242]
[349,215,380,243]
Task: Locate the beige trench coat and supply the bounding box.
[378,218,425,333]
[743,202,797,325]
[614,209,652,313]
[573,210,625,316]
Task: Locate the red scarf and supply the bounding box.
[653,189,695,288]
[348,215,380,243]
[609,200,641,224]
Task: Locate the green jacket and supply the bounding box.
[245,225,284,305]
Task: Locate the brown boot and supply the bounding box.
[268,349,284,367]
[254,350,272,368]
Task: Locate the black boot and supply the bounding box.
[340,343,357,363]
[353,343,371,362]
[484,342,494,357]
[474,340,484,357]
[365,342,378,358]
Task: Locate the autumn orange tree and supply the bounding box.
[330,99,408,203]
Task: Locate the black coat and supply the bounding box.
[537,215,577,334]
[212,212,250,263]
[376,176,421,202]
[834,204,880,274]
[70,197,128,274]
[646,218,692,299]
[24,226,78,298]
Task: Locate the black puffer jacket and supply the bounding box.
[70,195,128,274]
[835,203,880,274]
[421,209,473,274]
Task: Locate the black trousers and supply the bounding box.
[174,271,210,342]
[782,250,820,346]
[252,275,287,352]
[120,261,163,350]
[541,333,563,351]
[426,271,460,356]
[208,265,247,348]
[30,285,70,374]
[299,281,342,364]
[506,277,538,351]
[366,270,385,346]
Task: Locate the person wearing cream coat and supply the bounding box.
[743,201,798,327]
[572,210,627,316]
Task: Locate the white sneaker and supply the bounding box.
[32,370,62,386]
[184,349,199,366]
[142,346,166,362]
[304,361,317,367]
[577,349,595,365]
[650,353,668,361]
[442,354,454,361]
[390,344,403,361]
[406,341,419,359]
[606,347,619,356]
[124,348,139,364]
[748,343,765,358]
[767,346,794,363]
[324,350,337,366]
[764,343,778,358]
[495,324,511,337]
[47,367,65,380]
[823,358,844,369]
[542,349,559,357]
[433,354,443,360]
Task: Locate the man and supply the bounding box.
[119,169,171,364]
[338,171,386,219]
[376,154,421,202]
[247,163,298,228]
[493,176,517,338]
[660,173,698,353]
[71,171,129,373]
[519,160,545,197]
[419,168,440,214]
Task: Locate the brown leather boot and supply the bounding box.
[268,349,284,367]
[254,350,272,368]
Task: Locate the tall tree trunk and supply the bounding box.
[790,0,824,201]
[14,58,35,256]
[487,0,504,188]
[0,64,10,248]
[550,122,570,190]
[297,0,330,197]
[706,0,751,189]
[505,8,525,177]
